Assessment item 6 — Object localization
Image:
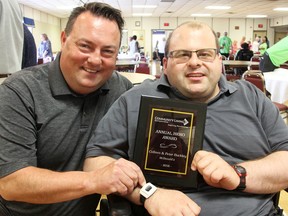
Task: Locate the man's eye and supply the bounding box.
[176,52,190,58]
[102,49,116,57]
[103,50,114,54]
[79,43,90,49]
[199,52,212,57]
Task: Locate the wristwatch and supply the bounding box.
[140,182,157,204]
[232,165,247,191]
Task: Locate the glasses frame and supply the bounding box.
[168,48,218,63]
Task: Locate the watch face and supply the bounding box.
[236,166,246,173]
[234,165,246,176]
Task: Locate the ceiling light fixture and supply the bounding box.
[205,6,231,10]
[133,5,157,8]
[246,15,267,18]
[273,8,288,11]
[56,5,78,10]
[191,14,211,17]
[132,13,152,16]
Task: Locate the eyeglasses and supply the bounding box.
[168,48,218,63]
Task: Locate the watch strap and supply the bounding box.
[140,182,157,204]
[232,165,247,191]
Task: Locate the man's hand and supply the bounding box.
[89,158,146,196]
[191,150,240,190]
[144,188,201,216]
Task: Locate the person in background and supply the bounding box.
[0,0,23,76]
[259,36,268,56]
[22,24,37,69]
[128,35,140,56]
[239,36,246,46]
[264,36,270,48]
[219,31,232,58]
[84,20,288,216]
[157,37,166,68]
[37,33,53,63]
[252,36,260,53]
[260,36,288,72]
[216,31,221,43]
[0,2,134,216]
[231,40,238,55]
[234,42,254,75]
[247,40,252,50]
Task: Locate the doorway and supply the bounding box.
[253,31,267,41]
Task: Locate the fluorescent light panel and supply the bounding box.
[133,5,157,8]
[273,8,288,11]
[191,14,211,17]
[246,15,267,18]
[205,6,231,10]
[56,5,77,9]
[132,13,152,16]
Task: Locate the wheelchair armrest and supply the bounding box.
[106,194,132,216]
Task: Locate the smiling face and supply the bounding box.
[163,23,222,102]
[60,11,120,95]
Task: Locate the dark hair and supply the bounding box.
[132,35,137,40]
[164,21,220,57]
[241,42,249,50]
[64,2,124,43]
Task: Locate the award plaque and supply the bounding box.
[132,96,207,189]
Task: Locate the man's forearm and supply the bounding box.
[0,166,96,204]
[242,151,288,194]
[84,156,116,172]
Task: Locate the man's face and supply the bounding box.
[163,25,222,102]
[60,12,120,95]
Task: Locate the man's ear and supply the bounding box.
[163,57,168,75]
[60,31,67,48]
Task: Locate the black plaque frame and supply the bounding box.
[132,96,207,189]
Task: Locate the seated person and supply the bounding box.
[0,3,133,215]
[84,21,288,216]
[234,42,254,75]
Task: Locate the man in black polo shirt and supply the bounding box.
[0,3,138,216]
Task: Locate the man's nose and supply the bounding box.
[187,52,202,65]
[87,51,102,65]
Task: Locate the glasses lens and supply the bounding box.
[169,49,216,63]
[170,50,191,63]
[197,49,216,61]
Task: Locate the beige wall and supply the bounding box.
[20,4,288,58]
[20,4,61,54]
[120,17,275,58]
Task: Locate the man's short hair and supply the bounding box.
[64,2,124,44]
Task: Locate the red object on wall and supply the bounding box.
[258,24,263,28]
[164,22,169,26]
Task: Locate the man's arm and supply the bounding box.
[84,156,145,194]
[192,150,288,193]
[0,167,100,203]
[84,156,201,216]
[0,157,145,204]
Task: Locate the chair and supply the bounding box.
[226,74,241,82]
[221,55,227,60]
[249,56,261,70]
[242,70,288,119]
[134,62,150,74]
[99,194,132,216]
[228,53,235,60]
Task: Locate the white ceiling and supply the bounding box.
[17,0,288,19]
